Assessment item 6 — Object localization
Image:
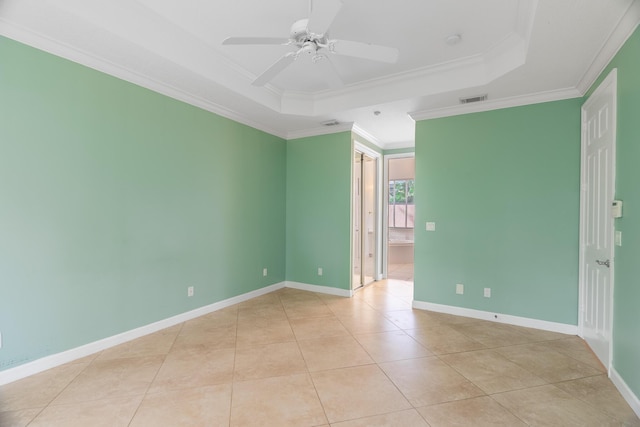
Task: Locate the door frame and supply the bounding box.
[383,152,415,279]
[351,141,382,291]
[578,68,617,373]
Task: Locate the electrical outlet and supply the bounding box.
[484,288,491,298]
[426,222,436,231]
[318,267,323,276]
[0,331,2,349]
[187,286,194,297]
[263,268,268,277]
[456,284,464,295]
[615,231,622,246]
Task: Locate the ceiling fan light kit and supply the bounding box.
[222,0,399,88]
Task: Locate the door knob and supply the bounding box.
[596,259,611,268]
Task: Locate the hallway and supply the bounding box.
[387,263,414,282]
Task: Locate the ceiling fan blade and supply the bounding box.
[222,37,291,46]
[313,55,343,89]
[252,52,297,86]
[307,0,342,35]
[329,39,399,63]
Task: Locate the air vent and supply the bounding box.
[321,119,341,127]
[459,94,488,104]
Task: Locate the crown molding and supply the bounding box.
[576,0,640,95]
[383,140,415,150]
[0,18,288,140]
[409,87,581,121]
[285,122,354,141]
[352,125,415,150]
[352,124,382,148]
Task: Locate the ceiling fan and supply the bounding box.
[222,0,399,88]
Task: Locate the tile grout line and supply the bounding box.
[355,285,425,413]
[24,350,99,426]
[227,304,241,427]
[280,290,331,426]
[126,322,184,426]
[287,288,419,424]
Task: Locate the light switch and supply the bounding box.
[615,231,622,246]
[426,222,436,231]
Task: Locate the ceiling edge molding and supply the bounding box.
[409,87,581,121]
[382,140,415,150]
[352,124,382,149]
[0,18,288,140]
[285,122,354,141]
[306,55,487,115]
[576,0,640,95]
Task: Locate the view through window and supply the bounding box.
[389,179,415,228]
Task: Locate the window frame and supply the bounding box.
[388,178,415,229]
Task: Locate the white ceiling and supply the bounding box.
[1,0,639,148]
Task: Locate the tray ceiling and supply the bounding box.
[1,0,638,147]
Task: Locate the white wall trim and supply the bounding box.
[383,141,415,150]
[352,124,383,150]
[286,122,354,141]
[610,367,640,419]
[284,281,353,298]
[384,152,416,160]
[0,282,286,386]
[412,300,578,335]
[409,87,581,122]
[354,140,382,159]
[576,0,640,95]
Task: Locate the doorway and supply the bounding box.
[352,149,378,290]
[579,68,617,371]
[385,155,415,282]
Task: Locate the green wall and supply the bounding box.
[589,26,640,399]
[414,99,582,325]
[0,36,286,370]
[384,147,415,156]
[286,132,352,290]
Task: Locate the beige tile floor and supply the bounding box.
[1,279,639,426]
[387,263,414,282]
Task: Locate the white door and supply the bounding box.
[352,151,377,290]
[353,153,362,287]
[579,68,617,371]
[362,154,377,285]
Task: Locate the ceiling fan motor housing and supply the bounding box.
[301,41,317,55]
[291,19,311,40]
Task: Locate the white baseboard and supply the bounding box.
[0,281,286,386]
[284,281,353,297]
[610,366,640,419]
[412,300,578,335]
